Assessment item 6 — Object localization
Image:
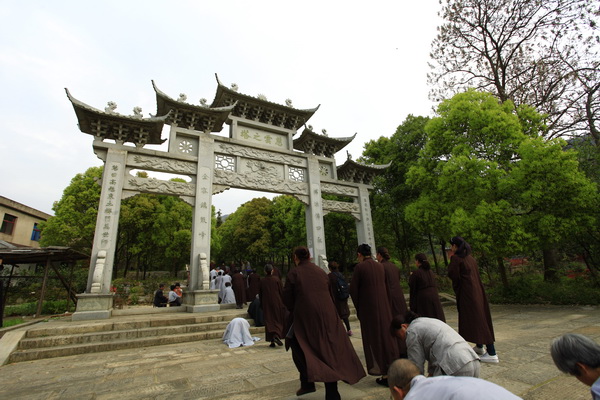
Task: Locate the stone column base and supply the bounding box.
[72,293,114,321]
[185,290,220,313]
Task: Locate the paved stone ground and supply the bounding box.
[1,304,599,399]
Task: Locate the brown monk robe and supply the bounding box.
[283,246,365,400]
[351,243,398,386]
[376,246,408,358]
[409,253,446,322]
[259,265,287,347]
[231,269,247,309]
[448,237,496,361]
[246,269,261,301]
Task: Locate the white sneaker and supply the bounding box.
[479,353,499,363]
[473,345,485,355]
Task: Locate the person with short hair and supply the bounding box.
[259,264,287,347]
[408,253,445,322]
[328,261,352,336]
[391,311,480,377]
[221,282,236,304]
[387,359,521,400]
[350,243,398,386]
[448,236,498,363]
[284,246,365,399]
[377,246,408,359]
[551,333,600,399]
[153,283,168,307]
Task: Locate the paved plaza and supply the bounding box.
[1,303,599,399]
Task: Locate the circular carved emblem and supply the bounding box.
[179,140,193,154]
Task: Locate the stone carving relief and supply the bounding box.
[322,199,360,214]
[213,169,308,195]
[91,250,107,293]
[126,177,195,197]
[321,183,359,197]
[131,155,196,174]
[217,143,304,166]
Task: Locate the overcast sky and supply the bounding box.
[0,1,442,216]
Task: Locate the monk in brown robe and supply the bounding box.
[284,246,365,400]
[408,253,445,322]
[350,243,399,387]
[376,246,408,358]
[259,264,287,347]
[246,269,261,301]
[231,268,247,309]
[448,236,498,363]
[328,261,352,335]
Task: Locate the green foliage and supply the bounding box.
[4,300,75,317]
[405,90,598,284]
[362,115,431,268]
[487,274,600,305]
[2,317,25,328]
[39,166,103,253]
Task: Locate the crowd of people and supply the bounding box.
[158,239,600,400]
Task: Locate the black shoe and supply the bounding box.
[274,337,283,346]
[269,342,276,348]
[376,377,388,387]
[296,385,316,396]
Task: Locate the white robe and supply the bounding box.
[221,286,236,304]
[222,317,260,348]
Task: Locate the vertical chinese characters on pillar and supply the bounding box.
[101,163,120,248]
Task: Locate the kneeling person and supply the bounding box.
[391,311,480,377]
[388,359,521,399]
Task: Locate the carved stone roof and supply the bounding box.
[336,156,391,185]
[152,80,234,132]
[210,74,319,131]
[293,127,356,158]
[65,88,169,146]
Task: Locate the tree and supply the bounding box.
[217,197,273,266]
[322,195,357,271]
[40,166,103,253]
[429,0,599,140]
[406,90,597,284]
[270,195,306,271]
[362,115,431,270]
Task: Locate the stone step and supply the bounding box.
[8,326,264,363]
[17,320,243,350]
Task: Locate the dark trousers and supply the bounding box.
[289,337,340,400]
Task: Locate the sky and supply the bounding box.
[0,1,442,216]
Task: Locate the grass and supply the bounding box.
[2,317,25,328]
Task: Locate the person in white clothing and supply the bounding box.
[222,317,260,348]
[221,282,236,304]
[388,359,522,400]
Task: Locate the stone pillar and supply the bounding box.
[305,156,328,270]
[187,133,219,311]
[73,147,127,320]
[355,185,375,250]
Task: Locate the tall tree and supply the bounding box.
[429,0,599,140]
[406,90,597,284]
[362,115,430,270]
[39,166,102,253]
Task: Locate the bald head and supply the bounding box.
[388,359,420,397]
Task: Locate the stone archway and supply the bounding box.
[66,75,389,320]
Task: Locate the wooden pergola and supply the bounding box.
[0,246,89,323]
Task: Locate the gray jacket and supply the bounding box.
[406,317,479,376]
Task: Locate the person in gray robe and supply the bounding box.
[391,311,480,377]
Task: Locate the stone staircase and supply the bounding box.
[4,293,452,364]
[7,308,261,364]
